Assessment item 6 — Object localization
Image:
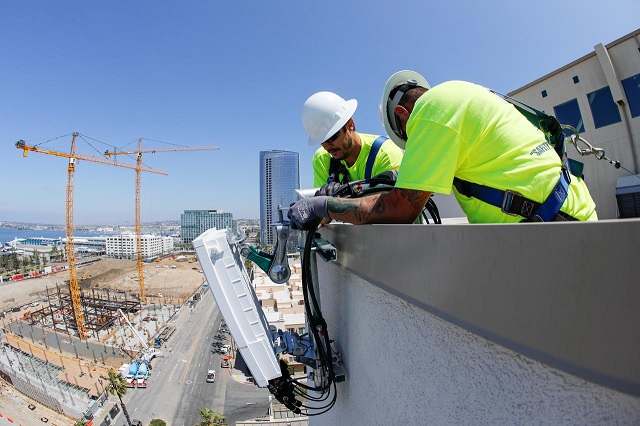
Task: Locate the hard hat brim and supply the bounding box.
[307,99,358,146]
[379,70,430,149]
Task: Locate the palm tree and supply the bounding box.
[100,369,133,426]
[195,407,226,426]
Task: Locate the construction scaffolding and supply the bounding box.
[25,286,141,339]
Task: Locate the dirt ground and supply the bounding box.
[0,256,207,425]
[0,256,206,312]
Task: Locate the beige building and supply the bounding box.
[509,28,640,219]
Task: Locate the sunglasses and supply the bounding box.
[323,125,345,145]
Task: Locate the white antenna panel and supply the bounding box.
[193,228,281,387]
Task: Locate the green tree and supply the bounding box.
[21,256,31,273]
[150,420,167,426]
[74,420,88,426]
[32,249,41,268]
[50,244,59,261]
[101,369,133,426]
[194,408,226,426]
[9,247,20,272]
[0,254,9,275]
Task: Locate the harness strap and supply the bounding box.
[365,136,388,180]
[327,136,388,184]
[327,159,349,184]
[453,171,577,221]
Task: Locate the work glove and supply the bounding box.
[372,169,398,182]
[287,196,330,230]
[315,181,343,197]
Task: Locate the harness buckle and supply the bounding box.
[501,190,522,216]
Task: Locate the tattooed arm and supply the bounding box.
[327,188,431,224]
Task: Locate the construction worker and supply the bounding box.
[302,91,403,193]
[289,71,597,229]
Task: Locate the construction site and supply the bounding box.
[0,134,218,424]
[0,255,207,423]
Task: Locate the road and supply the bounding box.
[123,290,270,425]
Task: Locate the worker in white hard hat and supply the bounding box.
[289,71,597,229]
[302,91,403,193]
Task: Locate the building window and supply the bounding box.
[587,86,622,129]
[621,73,640,118]
[573,76,580,84]
[554,98,584,136]
[541,90,547,98]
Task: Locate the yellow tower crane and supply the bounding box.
[16,133,167,339]
[104,139,219,303]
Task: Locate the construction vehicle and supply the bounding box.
[136,359,149,388]
[126,361,139,388]
[118,363,130,377]
[104,139,219,303]
[117,309,162,361]
[16,134,167,339]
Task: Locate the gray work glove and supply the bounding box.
[315,181,343,197]
[287,197,329,230]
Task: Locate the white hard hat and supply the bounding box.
[302,91,358,146]
[380,70,430,149]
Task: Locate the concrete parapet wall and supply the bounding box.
[310,220,640,425]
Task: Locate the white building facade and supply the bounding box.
[106,234,173,261]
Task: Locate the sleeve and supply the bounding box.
[395,119,461,194]
[312,149,331,187]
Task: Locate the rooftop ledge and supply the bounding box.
[317,219,640,396]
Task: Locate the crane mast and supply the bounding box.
[105,140,219,303]
[65,133,86,338]
[135,139,145,302]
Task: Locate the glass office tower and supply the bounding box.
[180,210,234,243]
[259,150,300,247]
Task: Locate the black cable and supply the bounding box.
[77,134,111,159]
[30,133,73,147]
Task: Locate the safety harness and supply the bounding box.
[327,135,388,184]
[452,92,585,222]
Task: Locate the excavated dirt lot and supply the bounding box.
[0,256,206,311]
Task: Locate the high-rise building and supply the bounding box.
[259,150,300,246]
[180,210,234,243]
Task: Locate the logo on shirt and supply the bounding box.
[530,141,552,156]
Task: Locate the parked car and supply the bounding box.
[206,370,216,383]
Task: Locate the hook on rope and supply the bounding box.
[562,125,620,168]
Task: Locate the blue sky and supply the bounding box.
[1,1,638,225]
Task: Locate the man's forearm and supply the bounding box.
[327,193,383,224]
[326,188,431,225]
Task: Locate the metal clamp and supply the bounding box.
[267,223,291,284]
[313,235,337,262]
[501,190,522,216]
